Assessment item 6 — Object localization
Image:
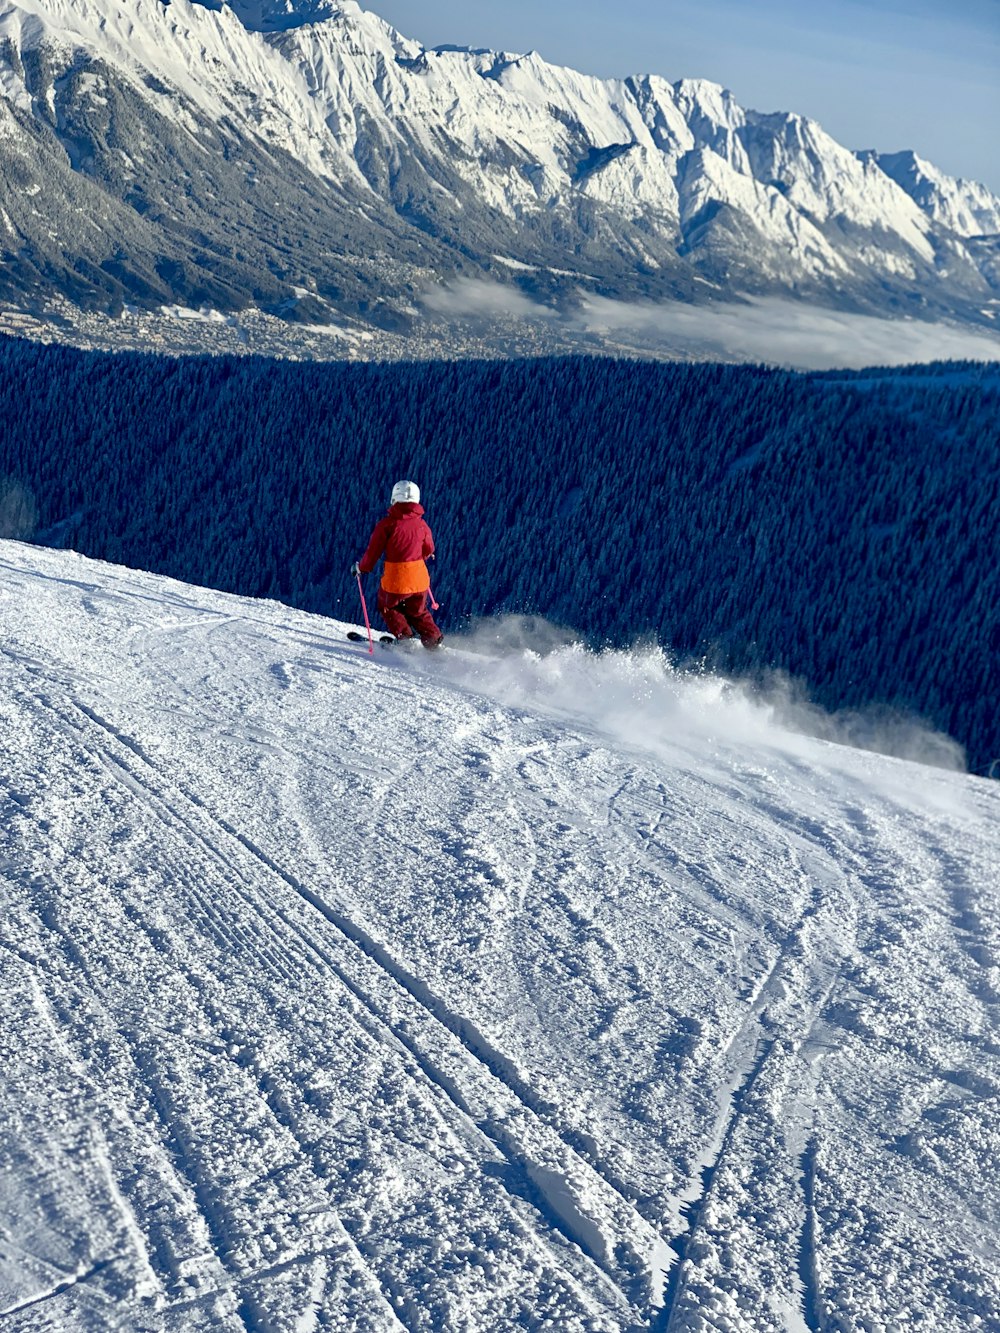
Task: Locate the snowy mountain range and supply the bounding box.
[1,0,999,353]
[2,538,999,1330]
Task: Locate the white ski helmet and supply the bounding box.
[391,479,420,505]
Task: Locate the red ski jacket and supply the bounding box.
[359,502,435,594]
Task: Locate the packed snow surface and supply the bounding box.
[1,540,999,1331]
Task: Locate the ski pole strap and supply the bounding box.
[428,584,440,612]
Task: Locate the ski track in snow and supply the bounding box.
[1,541,999,1332]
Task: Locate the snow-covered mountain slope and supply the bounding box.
[0,0,998,346]
[2,538,999,1331]
[866,150,1000,240]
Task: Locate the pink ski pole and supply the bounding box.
[356,571,375,655]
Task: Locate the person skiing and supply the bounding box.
[351,480,443,648]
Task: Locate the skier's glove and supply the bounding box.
[350,561,362,578]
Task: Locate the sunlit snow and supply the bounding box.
[1,540,998,1330]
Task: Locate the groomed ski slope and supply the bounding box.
[1,539,998,1333]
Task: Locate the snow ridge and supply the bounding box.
[0,0,997,331]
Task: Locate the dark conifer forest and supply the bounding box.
[0,336,996,772]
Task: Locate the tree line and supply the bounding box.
[0,336,996,772]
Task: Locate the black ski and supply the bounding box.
[347,631,395,646]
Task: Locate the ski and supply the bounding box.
[346,631,448,653]
[347,631,395,646]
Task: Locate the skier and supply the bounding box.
[351,480,444,648]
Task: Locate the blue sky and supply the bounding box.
[361,0,1000,192]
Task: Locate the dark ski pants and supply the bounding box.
[378,588,442,646]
